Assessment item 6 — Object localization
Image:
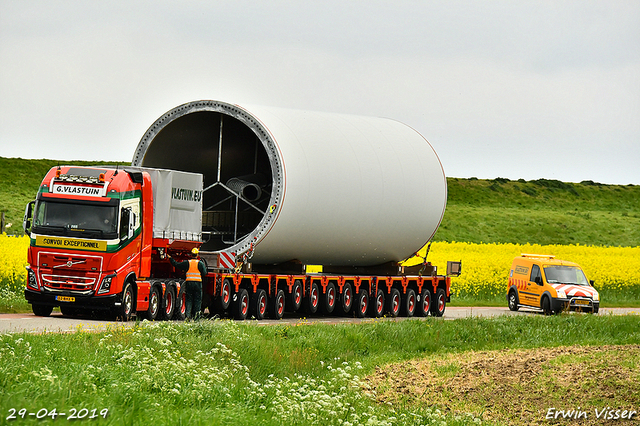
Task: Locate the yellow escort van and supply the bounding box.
[507,254,599,314]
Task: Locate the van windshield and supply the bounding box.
[544,265,589,286]
[33,198,119,239]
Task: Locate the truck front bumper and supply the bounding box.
[25,288,118,311]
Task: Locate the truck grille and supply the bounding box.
[41,274,97,293]
[37,252,103,294]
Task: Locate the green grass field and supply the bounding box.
[1,315,639,425]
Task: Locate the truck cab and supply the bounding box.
[507,254,599,314]
[23,166,151,318]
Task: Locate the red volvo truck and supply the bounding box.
[23,165,459,320]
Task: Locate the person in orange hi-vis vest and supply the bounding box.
[168,248,206,319]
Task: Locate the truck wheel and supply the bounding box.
[252,289,268,320]
[269,289,285,320]
[508,290,519,311]
[115,281,135,321]
[402,289,416,317]
[287,279,303,312]
[431,288,446,317]
[234,288,249,320]
[142,286,161,321]
[371,288,385,318]
[217,278,233,311]
[417,288,432,317]
[174,284,186,321]
[322,282,337,314]
[386,288,401,317]
[32,304,53,317]
[305,282,320,314]
[340,282,353,315]
[355,289,368,318]
[161,285,176,320]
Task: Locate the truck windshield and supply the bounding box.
[33,198,119,239]
[544,265,589,286]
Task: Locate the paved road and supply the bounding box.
[1,307,638,334]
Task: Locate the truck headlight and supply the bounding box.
[97,274,115,295]
[26,267,39,290]
[556,289,566,299]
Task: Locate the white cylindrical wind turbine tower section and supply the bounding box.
[132,100,447,266]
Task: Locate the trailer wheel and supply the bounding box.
[305,281,320,314]
[340,282,353,315]
[270,289,285,320]
[115,281,134,321]
[323,282,337,314]
[371,288,385,318]
[161,285,176,320]
[386,288,401,317]
[32,304,53,317]
[287,279,303,312]
[217,278,233,311]
[431,288,446,317]
[252,289,268,320]
[402,289,417,317]
[234,288,249,320]
[417,288,432,317]
[355,289,368,318]
[174,284,186,321]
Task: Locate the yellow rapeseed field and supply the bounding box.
[405,241,640,298]
[0,234,29,293]
[2,234,639,300]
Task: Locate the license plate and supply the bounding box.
[56,296,75,302]
[575,299,589,306]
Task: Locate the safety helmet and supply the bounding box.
[191,247,199,255]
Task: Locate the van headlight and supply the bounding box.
[97,274,115,295]
[593,292,599,301]
[556,289,567,299]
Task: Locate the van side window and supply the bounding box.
[530,265,542,284]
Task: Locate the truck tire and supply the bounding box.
[431,288,446,317]
[287,279,303,312]
[161,285,176,320]
[252,289,268,320]
[234,288,249,320]
[115,281,135,321]
[508,289,519,311]
[217,278,233,312]
[371,288,385,318]
[32,304,53,317]
[401,289,417,317]
[417,288,432,317]
[142,285,161,321]
[305,281,320,314]
[386,288,401,317]
[174,284,186,321]
[322,282,337,314]
[355,289,368,318]
[340,282,353,315]
[269,289,285,320]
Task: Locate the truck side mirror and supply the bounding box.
[23,201,35,234]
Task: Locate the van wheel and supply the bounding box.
[542,296,553,315]
[508,290,519,311]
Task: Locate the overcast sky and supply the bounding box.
[1,1,639,185]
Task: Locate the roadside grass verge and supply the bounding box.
[1,315,639,425]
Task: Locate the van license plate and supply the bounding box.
[56,296,75,302]
[575,299,589,306]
